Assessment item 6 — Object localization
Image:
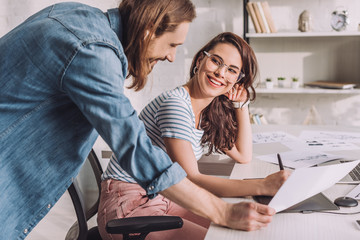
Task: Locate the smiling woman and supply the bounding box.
[99,32,290,240]
[202,50,244,85]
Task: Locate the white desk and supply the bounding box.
[205,124,360,240]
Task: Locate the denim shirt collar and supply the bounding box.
[106,8,123,44]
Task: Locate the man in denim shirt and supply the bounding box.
[0,1,276,239]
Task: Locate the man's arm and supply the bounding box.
[62,44,185,195]
[161,178,275,231]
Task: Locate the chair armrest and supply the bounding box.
[106,216,183,234]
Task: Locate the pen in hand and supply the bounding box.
[277,153,284,170]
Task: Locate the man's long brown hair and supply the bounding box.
[189,32,258,155]
[118,0,196,91]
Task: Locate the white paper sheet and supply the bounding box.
[252,131,299,144]
[283,139,360,151]
[268,160,360,212]
[299,131,360,144]
[258,150,340,169]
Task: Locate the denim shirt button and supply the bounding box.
[47,204,51,209]
[148,186,154,190]
[24,229,28,234]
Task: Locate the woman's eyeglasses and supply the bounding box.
[203,51,245,84]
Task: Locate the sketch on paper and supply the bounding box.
[258,151,341,169]
[252,131,299,144]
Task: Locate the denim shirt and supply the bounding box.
[0,3,186,239]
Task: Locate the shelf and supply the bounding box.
[255,87,360,94]
[246,31,360,38]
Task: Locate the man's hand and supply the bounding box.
[161,178,276,232]
[224,201,275,231]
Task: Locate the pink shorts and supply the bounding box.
[97,179,210,240]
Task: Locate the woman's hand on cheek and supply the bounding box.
[226,84,247,102]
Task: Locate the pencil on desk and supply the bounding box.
[277,153,284,170]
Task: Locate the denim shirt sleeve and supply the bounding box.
[61,43,187,196]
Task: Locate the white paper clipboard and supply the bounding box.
[268,160,360,212]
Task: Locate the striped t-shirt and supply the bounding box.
[102,86,205,182]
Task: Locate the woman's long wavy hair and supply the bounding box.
[189,32,258,155]
[119,0,196,91]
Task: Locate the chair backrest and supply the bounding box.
[66,149,102,240]
[66,149,184,240]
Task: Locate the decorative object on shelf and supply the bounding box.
[330,7,350,31]
[298,10,312,32]
[265,78,273,89]
[291,77,300,89]
[277,77,286,88]
[358,23,360,31]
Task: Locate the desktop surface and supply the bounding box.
[204,124,360,240]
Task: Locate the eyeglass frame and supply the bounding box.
[203,51,245,83]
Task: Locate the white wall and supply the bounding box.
[1,0,359,126]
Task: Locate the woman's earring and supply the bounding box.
[193,66,198,75]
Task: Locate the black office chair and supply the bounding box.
[66,149,183,240]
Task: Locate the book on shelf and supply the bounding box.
[261,1,277,33]
[256,2,271,33]
[246,2,261,33]
[246,1,276,34]
[252,2,267,33]
[304,81,357,90]
[250,113,268,125]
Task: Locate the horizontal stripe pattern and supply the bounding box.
[102,86,204,182]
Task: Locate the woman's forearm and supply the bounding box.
[189,172,264,197]
[226,106,252,163]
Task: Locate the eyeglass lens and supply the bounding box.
[205,53,243,83]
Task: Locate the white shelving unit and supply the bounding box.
[243,0,360,95]
[247,31,360,94]
[243,0,360,126]
[255,87,360,94]
[246,31,360,38]
[249,30,360,94]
